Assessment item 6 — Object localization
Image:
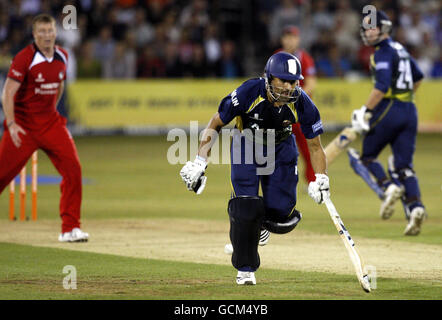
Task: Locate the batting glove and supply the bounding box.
[351,105,371,134]
[308,173,330,204]
[180,156,207,194]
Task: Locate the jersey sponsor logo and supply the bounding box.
[375,62,389,70]
[35,88,58,95]
[35,73,45,82]
[59,71,64,80]
[231,89,239,107]
[35,82,59,95]
[40,82,59,89]
[312,120,323,133]
[11,69,23,78]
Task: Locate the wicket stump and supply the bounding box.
[9,151,38,221]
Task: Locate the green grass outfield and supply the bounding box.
[0,132,441,300]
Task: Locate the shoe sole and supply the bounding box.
[70,238,88,242]
[380,188,403,220]
[404,211,425,236]
[59,238,89,243]
[236,279,256,285]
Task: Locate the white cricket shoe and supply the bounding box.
[259,229,270,246]
[380,184,404,219]
[236,271,256,285]
[404,207,426,236]
[59,228,89,242]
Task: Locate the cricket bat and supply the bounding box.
[324,127,358,165]
[323,196,371,293]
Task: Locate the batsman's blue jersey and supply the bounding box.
[217,77,323,221]
[218,77,323,143]
[364,38,424,169]
[370,38,423,102]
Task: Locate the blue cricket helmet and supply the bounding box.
[264,51,304,81]
[264,52,303,103]
[360,9,392,46]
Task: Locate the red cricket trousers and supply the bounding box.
[0,113,82,233]
[292,122,316,183]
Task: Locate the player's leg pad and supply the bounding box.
[263,209,302,234]
[228,196,266,271]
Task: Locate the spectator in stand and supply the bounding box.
[93,26,115,62]
[404,11,432,47]
[85,0,109,39]
[145,0,169,25]
[316,44,351,78]
[188,43,207,78]
[333,0,359,61]
[76,40,102,79]
[0,42,13,87]
[162,9,180,43]
[131,8,155,48]
[103,41,136,79]
[178,28,194,77]
[311,0,334,32]
[137,46,165,78]
[217,40,243,78]
[164,42,182,77]
[0,11,10,43]
[268,0,303,47]
[106,5,128,41]
[179,0,209,31]
[204,23,222,77]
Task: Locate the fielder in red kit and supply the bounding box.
[0,14,88,242]
[278,25,317,183]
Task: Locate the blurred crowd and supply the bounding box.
[0,0,441,83]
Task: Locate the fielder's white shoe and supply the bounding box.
[59,228,89,242]
[259,229,270,246]
[404,207,426,236]
[380,184,404,219]
[236,271,256,285]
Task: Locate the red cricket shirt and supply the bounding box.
[7,43,67,129]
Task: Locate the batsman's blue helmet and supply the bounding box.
[264,52,303,103]
[264,51,304,82]
[360,9,392,46]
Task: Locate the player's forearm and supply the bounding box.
[365,88,385,110]
[310,148,327,174]
[198,112,225,160]
[2,86,16,125]
[307,136,327,174]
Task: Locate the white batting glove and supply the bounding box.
[308,174,330,204]
[351,105,371,134]
[180,156,208,194]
